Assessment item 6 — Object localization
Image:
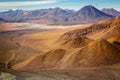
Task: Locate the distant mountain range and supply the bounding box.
[0,5,115,25]
[102,8,120,16]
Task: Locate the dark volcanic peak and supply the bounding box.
[76,5,112,18]
[102,8,120,16]
[66,5,113,24]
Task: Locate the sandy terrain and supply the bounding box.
[0,18,120,80]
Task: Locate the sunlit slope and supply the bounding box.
[12,49,66,70]
[60,39,120,68]
[61,16,120,40]
[59,36,93,48]
[11,17,120,71]
[12,39,120,70]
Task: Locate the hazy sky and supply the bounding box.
[0,0,120,11]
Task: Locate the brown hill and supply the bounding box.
[92,16,120,39]
[61,20,111,40]
[90,24,120,40]
[60,39,120,68]
[61,16,120,40]
[12,39,120,70]
[12,49,66,70]
[60,36,93,48]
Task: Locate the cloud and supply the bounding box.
[0,0,57,7]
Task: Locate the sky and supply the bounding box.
[0,0,120,12]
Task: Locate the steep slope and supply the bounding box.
[12,39,120,70]
[90,16,120,39]
[60,36,93,48]
[12,49,66,70]
[59,39,120,68]
[77,5,112,18]
[61,21,111,40]
[61,16,120,40]
[102,8,120,16]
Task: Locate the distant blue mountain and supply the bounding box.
[69,5,113,24]
[102,8,120,16]
[0,5,113,25]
